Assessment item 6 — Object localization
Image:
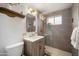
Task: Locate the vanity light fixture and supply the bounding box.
[40,14,46,21]
[27,7,38,16]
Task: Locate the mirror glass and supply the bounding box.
[26,14,36,32]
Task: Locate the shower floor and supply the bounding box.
[45,45,72,56]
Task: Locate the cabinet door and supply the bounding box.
[32,41,40,56]
[36,43,40,56]
[39,39,45,56]
[31,43,36,56]
[24,40,32,56]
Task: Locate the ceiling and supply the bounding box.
[26,3,72,14]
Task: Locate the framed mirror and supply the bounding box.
[26,14,36,32]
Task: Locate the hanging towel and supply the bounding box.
[75,28,79,49]
[71,27,79,49]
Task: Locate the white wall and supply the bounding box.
[0,4,26,54]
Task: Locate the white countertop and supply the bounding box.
[24,35,44,42]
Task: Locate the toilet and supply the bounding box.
[4,42,24,56]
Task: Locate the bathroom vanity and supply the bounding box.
[24,35,45,56]
[24,11,45,56]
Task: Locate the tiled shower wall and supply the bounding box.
[45,8,72,52]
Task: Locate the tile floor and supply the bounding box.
[45,45,72,56]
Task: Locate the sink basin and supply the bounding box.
[24,36,44,42]
[24,32,37,37]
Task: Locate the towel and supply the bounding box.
[71,27,79,49]
[75,28,79,49]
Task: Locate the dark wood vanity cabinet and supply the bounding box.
[24,38,45,56]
